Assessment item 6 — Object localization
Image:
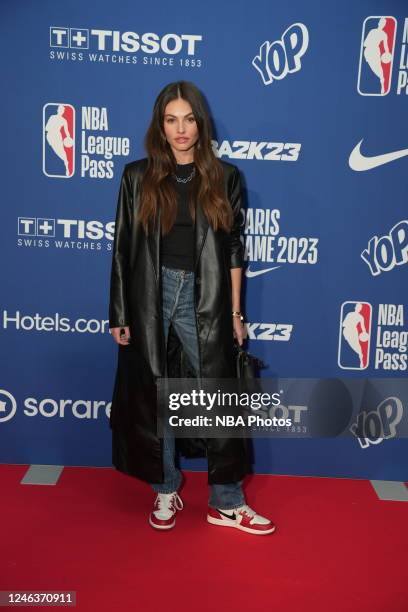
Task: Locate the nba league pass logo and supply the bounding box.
[42,103,130,179]
[43,103,75,177]
[357,16,397,96]
[338,302,372,370]
[338,302,407,371]
[357,15,408,96]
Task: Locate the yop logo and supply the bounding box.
[361,220,408,276]
[43,103,75,178]
[0,389,17,422]
[357,16,397,95]
[252,23,309,86]
[338,301,372,370]
[350,396,404,449]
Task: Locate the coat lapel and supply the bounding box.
[147,198,209,278]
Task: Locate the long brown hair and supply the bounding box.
[138,81,233,236]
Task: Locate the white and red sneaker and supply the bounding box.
[207,504,276,535]
[149,492,184,530]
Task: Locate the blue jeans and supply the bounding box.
[151,264,245,510]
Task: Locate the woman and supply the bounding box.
[108,80,275,535]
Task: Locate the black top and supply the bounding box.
[161,161,196,271]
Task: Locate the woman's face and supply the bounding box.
[163,98,199,158]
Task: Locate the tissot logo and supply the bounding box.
[50,28,202,54]
[18,218,114,240]
[17,217,114,252]
[49,27,203,69]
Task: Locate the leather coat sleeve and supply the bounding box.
[109,164,133,328]
[229,166,244,269]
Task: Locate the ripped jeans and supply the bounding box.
[151,264,245,510]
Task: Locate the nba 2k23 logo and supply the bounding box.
[357,16,397,96]
[43,103,75,178]
[338,302,372,370]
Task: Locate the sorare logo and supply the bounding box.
[43,103,75,178]
[357,16,397,96]
[338,301,372,370]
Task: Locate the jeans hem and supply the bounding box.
[151,472,183,495]
[208,501,245,511]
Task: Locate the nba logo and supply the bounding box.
[338,301,372,370]
[43,103,75,178]
[357,16,397,96]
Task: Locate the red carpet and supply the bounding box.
[1,465,407,611]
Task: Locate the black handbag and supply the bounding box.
[233,340,266,378]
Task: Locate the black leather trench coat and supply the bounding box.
[108,157,252,484]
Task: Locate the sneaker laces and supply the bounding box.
[156,492,183,512]
[237,504,256,519]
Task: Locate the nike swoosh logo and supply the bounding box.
[217,509,236,520]
[245,265,281,278]
[349,139,408,171]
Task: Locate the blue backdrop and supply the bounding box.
[1,0,407,480]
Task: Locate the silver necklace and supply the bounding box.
[172,166,196,183]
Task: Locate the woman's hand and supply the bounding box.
[232,317,247,346]
[110,326,131,345]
